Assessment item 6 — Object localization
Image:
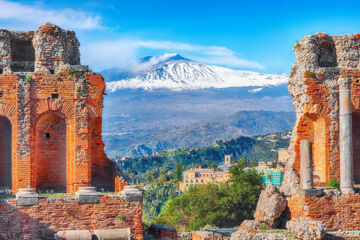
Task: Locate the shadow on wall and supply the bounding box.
[0,201,55,239]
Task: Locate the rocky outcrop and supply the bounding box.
[254,185,287,228]
[192,230,213,240]
[238,220,261,232]
[286,218,327,240]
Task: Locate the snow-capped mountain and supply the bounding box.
[103,54,288,92]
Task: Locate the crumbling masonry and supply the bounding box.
[281,33,360,230]
[0,24,143,239]
[0,23,127,193]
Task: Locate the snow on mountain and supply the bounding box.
[104,54,288,92]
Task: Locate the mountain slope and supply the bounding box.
[103,54,288,91]
[103,110,295,157]
[101,54,293,157]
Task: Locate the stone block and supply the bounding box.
[55,230,92,240]
[298,188,323,196]
[71,65,88,72]
[238,220,261,232]
[148,224,177,240]
[192,230,212,240]
[286,218,327,240]
[230,230,293,240]
[93,228,131,240]
[16,188,38,206]
[75,186,99,204]
[119,185,142,202]
[254,185,287,228]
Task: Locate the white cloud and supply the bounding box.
[0,0,101,30]
[81,39,264,71]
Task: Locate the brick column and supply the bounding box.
[73,99,91,192]
[339,77,354,194]
[15,77,32,193]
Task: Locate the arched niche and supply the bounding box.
[317,40,337,67]
[353,111,360,183]
[34,112,67,192]
[0,116,12,188]
[300,114,328,183]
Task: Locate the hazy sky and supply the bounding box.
[0,0,359,73]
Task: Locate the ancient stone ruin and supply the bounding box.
[0,23,142,239]
[0,22,128,193]
[281,33,360,231]
[231,33,360,240]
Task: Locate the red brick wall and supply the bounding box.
[0,71,126,194]
[0,116,12,188]
[288,194,360,230]
[0,195,143,239]
[0,75,21,192]
[34,112,67,192]
[346,70,360,184]
[293,72,336,185]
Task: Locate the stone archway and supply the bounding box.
[0,116,12,188]
[299,113,329,184]
[312,117,327,182]
[34,112,67,192]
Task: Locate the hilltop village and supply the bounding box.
[0,24,360,240]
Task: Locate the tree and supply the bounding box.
[175,163,184,182]
[155,160,262,232]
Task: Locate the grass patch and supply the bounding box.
[306,72,316,78]
[327,178,340,190]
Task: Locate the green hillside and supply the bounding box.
[114,130,291,184]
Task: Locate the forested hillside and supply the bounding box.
[117,130,290,226]
[114,130,290,184]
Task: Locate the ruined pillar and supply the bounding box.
[339,77,355,194]
[300,140,313,189]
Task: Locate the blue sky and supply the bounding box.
[1,0,360,73]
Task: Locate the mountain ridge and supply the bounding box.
[103,110,295,157]
[102,54,288,91]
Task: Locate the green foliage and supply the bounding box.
[118,215,126,221]
[260,223,269,230]
[24,75,33,83]
[68,67,77,74]
[143,183,179,224]
[306,72,315,78]
[175,164,184,182]
[120,132,290,185]
[327,178,340,189]
[154,161,262,232]
[119,132,289,227]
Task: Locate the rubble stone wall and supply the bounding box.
[280,33,360,231]
[0,24,126,194]
[0,195,143,239]
[288,193,360,230]
[282,34,360,195]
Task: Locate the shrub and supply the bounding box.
[327,178,340,189]
[68,67,77,74]
[24,75,33,83]
[306,72,315,78]
[155,160,262,232]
